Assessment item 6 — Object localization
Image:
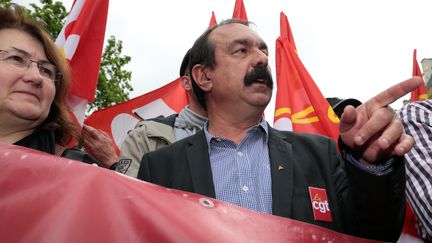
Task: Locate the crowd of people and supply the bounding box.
[1,4,431,242]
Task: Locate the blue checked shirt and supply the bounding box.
[203,118,394,215]
[204,119,272,214]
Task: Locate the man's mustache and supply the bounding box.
[244,66,273,89]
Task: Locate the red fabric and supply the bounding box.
[56,0,109,102]
[209,11,217,27]
[273,12,340,142]
[232,0,248,21]
[0,144,379,243]
[402,202,420,238]
[279,12,297,51]
[84,78,188,153]
[410,49,428,101]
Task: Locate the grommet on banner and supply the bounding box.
[199,198,215,208]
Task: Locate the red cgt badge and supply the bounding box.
[308,187,332,222]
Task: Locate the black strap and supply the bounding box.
[146,113,178,127]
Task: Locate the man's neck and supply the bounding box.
[207,110,263,144]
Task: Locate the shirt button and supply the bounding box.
[242,185,249,192]
[237,151,244,157]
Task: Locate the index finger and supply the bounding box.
[366,77,422,110]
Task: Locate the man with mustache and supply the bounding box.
[137,19,421,242]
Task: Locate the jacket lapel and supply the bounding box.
[185,131,216,198]
[268,127,294,218]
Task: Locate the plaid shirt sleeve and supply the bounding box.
[399,100,432,241]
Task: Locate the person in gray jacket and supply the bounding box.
[119,49,207,177]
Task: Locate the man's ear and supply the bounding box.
[180,76,192,91]
[191,64,212,92]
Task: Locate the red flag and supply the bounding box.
[209,11,217,27]
[273,12,340,142]
[410,49,428,101]
[55,0,109,125]
[232,0,248,21]
[84,79,188,153]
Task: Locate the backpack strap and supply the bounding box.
[148,113,178,127]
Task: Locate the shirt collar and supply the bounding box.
[204,117,269,145]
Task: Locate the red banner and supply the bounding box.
[0,144,378,243]
[84,78,188,153]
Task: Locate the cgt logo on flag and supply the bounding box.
[308,186,332,222]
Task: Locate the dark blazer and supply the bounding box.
[138,127,405,242]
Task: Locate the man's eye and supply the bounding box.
[235,48,247,54]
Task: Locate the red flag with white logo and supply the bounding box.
[84,79,188,153]
[55,0,109,125]
[410,49,428,101]
[232,0,248,21]
[273,12,340,142]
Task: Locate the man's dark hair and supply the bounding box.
[179,49,191,77]
[188,19,252,109]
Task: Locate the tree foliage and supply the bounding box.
[89,36,132,112]
[28,0,67,37]
[0,0,12,6]
[1,0,133,114]
[0,0,65,37]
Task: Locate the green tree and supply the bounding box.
[0,0,12,5]
[89,36,132,113]
[28,0,67,37]
[1,0,133,114]
[0,0,64,36]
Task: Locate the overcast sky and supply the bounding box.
[16,0,432,123]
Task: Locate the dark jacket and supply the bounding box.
[138,127,405,242]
